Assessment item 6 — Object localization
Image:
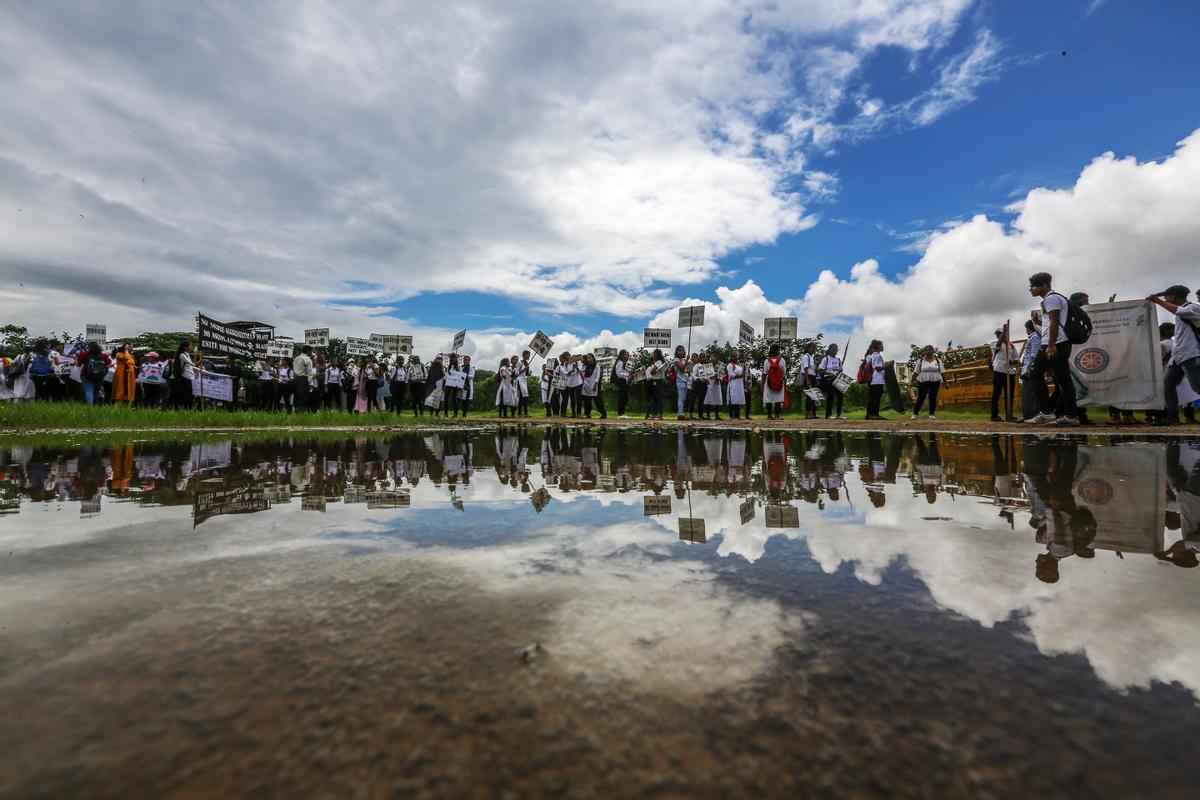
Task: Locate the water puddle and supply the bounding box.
[1,429,1197,797]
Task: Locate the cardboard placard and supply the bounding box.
[397,336,413,355]
[678,518,707,543]
[833,373,854,393]
[643,495,672,516]
[529,331,554,358]
[85,323,107,343]
[346,336,375,357]
[452,329,467,351]
[305,328,330,347]
[739,319,754,346]
[739,498,755,525]
[643,328,672,348]
[677,305,706,328]
[764,317,798,340]
[264,337,294,359]
[765,504,800,528]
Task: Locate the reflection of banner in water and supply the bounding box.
[189,441,232,471]
[191,372,234,402]
[80,497,101,517]
[193,485,268,527]
[739,498,755,525]
[1071,300,1164,410]
[1073,443,1164,554]
[263,484,291,504]
[301,496,327,512]
[344,485,367,504]
[643,495,672,515]
[765,504,800,528]
[366,490,411,509]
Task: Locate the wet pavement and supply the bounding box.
[1,428,1197,798]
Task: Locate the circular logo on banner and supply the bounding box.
[1078,478,1114,505]
[1074,347,1110,374]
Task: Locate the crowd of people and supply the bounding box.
[6,271,1200,425]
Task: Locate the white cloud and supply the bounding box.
[0,0,994,340]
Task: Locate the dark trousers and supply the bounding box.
[913,381,940,415]
[866,384,884,418]
[615,379,629,416]
[140,383,164,409]
[1031,343,1075,419]
[390,381,406,413]
[820,378,843,417]
[294,377,310,411]
[990,372,1016,418]
[278,385,294,412]
[646,381,663,417]
[260,381,277,410]
[409,382,425,415]
[1164,356,1200,423]
[325,385,342,410]
[32,375,56,401]
[583,392,606,418]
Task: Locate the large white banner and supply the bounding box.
[1071,300,1163,410]
[191,371,234,402]
[1072,443,1164,554]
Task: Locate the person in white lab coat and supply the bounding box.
[726,356,747,419]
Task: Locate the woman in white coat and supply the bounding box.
[495,357,518,417]
[726,356,747,419]
[703,354,725,419]
[580,353,607,419]
[762,344,787,419]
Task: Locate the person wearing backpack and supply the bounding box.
[74,341,112,406]
[863,340,892,420]
[1025,272,1083,426]
[818,344,845,419]
[910,345,944,419]
[1149,285,1200,426]
[762,344,787,420]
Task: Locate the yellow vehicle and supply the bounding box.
[910,342,1030,407]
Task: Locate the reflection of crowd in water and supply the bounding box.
[2,432,1198,576]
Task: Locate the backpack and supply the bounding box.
[856,358,873,384]
[84,355,108,382]
[766,357,784,392]
[1049,292,1093,344]
[31,353,53,377]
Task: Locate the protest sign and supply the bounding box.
[643,328,672,348]
[764,317,798,340]
[190,371,234,402]
[678,305,705,328]
[264,337,294,358]
[803,387,825,403]
[366,490,411,509]
[739,320,754,346]
[1071,300,1164,410]
[1071,442,1164,554]
[692,363,714,381]
[301,496,327,512]
[643,495,672,516]
[452,329,467,351]
[371,334,403,354]
[765,504,800,528]
[305,328,330,347]
[345,336,374,356]
[193,485,268,527]
[833,373,854,393]
[397,336,413,355]
[594,346,618,359]
[739,498,755,525]
[678,518,706,543]
[197,313,271,359]
[85,323,107,343]
[445,370,466,389]
[529,331,554,358]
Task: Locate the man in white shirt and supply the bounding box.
[989,326,1018,421]
[293,345,315,410]
[1150,284,1200,425]
[1026,272,1077,425]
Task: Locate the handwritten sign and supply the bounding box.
[677,305,705,328]
[643,328,672,348]
[85,323,107,343]
[451,329,467,351]
[370,334,404,354]
[765,504,800,528]
[678,518,707,543]
[764,317,798,340]
[643,495,672,516]
[264,337,294,358]
[739,319,754,346]
[305,328,330,347]
[529,331,554,358]
[345,336,374,357]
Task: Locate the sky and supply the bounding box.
[1,0,1199,365]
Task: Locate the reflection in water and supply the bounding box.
[1,429,1198,797]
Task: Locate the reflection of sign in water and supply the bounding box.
[80,496,101,517]
[678,517,706,543]
[765,504,800,528]
[692,465,717,484]
[529,331,555,358]
[677,305,705,328]
[739,320,754,345]
[643,495,672,516]
[1070,300,1164,410]
[305,328,330,347]
[643,328,672,348]
[263,484,291,504]
[1073,443,1164,554]
[193,485,269,527]
[345,337,374,357]
[739,498,755,525]
[367,490,411,509]
[597,474,616,490]
[531,487,551,512]
[301,496,327,512]
[764,317,798,340]
[344,484,367,504]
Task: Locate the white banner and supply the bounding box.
[305,328,329,347]
[1072,443,1164,554]
[1071,300,1163,410]
[346,336,375,356]
[191,371,234,402]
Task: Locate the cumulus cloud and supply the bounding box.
[0,0,996,347]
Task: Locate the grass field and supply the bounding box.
[0,400,995,431]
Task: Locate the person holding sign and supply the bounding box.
[762,344,786,420]
[324,361,343,410]
[460,355,475,417]
[541,359,557,417]
[137,351,166,408]
[671,345,690,420]
[818,344,844,419]
[294,345,314,411]
[581,353,607,419]
[515,350,532,417]
[171,340,195,409]
[799,341,819,419]
[726,356,747,419]
[407,355,426,416]
[496,357,517,417]
[613,350,631,418]
[703,354,725,419]
[1150,285,1200,426]
[276,358,295,412]
[646,349,666,419]
[989,327,1018,422]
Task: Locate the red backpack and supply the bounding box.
[766,357,784,392]
[856,358,873,384]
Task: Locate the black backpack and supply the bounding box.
[1050,292,1092,345]
[84,355,108,382]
